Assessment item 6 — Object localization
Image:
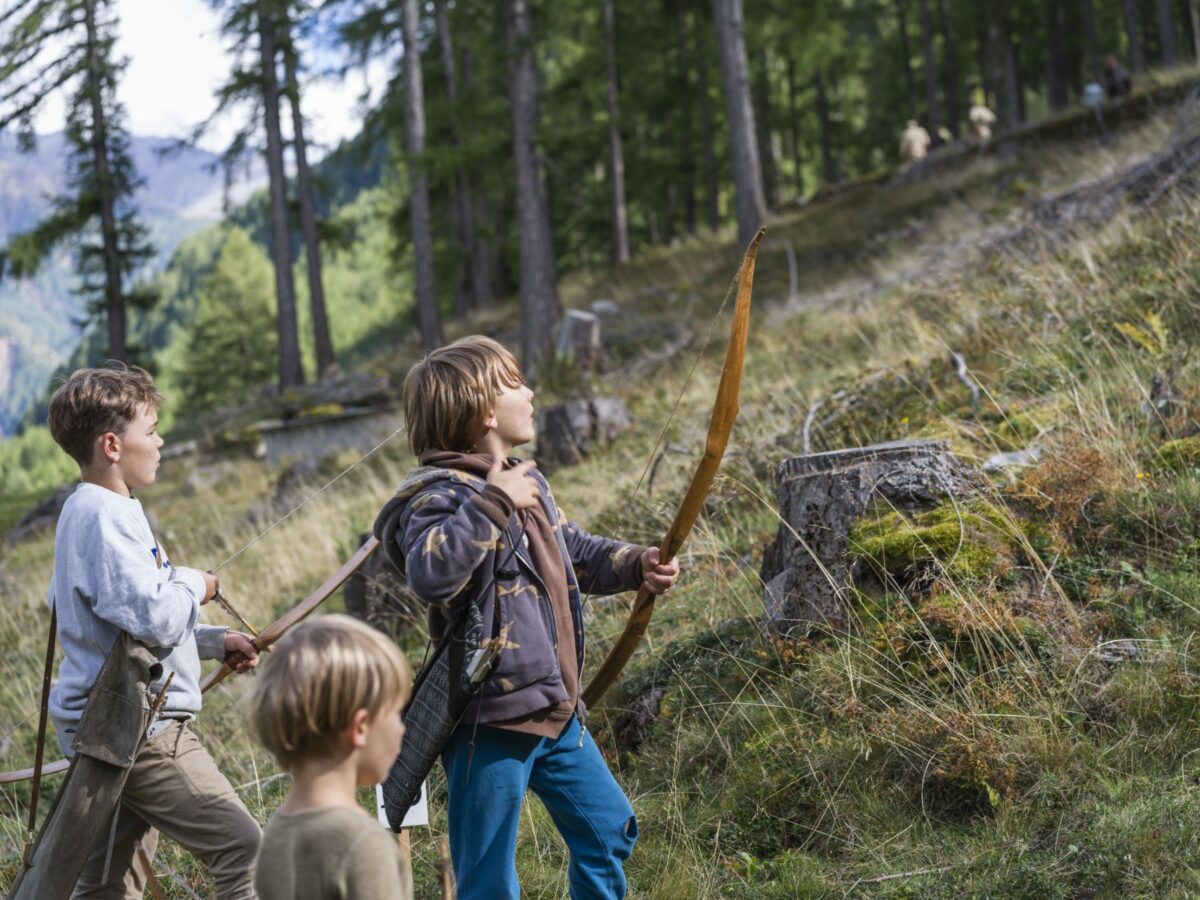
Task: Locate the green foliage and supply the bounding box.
[0,426,75,505]
[172,227,277,413]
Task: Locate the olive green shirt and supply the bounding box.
[254,806,412,900]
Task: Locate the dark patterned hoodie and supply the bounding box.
[373,452,647,730]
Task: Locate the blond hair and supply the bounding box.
[403,335,524,455]
[47,362,164,465]
[245,615,412,772]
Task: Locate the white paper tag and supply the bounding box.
[376,781,429,829]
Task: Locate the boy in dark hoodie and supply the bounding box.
[373,336,678,898]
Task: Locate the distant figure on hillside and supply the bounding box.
[900,119,932,162]
[968,91,997,141]
[1105,55,1132,99]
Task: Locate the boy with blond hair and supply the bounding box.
[246,615,413,900]
[374,335,679,898]
[45,362,262,898]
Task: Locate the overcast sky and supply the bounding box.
[33,0,392,158]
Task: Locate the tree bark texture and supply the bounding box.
[401,0,443,352]
[1082,0,1101,83]
[917,0,942,141]
[1043,0,1068,110]
[602,0,630,264]
[435,0,480,317]
[1124,0,1144,72]
[938,0,960,137]
[785,52,803,198]
[1158,0,1177,65]
[1191,0,1200,62]
[83,0,125,362]
[815,68,836,185]
[257,0,303,388]
[752,43,778,208]
[673,0,696,233]
[505,0,560,373]
[283,42,336,378]
[896,0,919,119]
[696,23,720,230]
[460,46,495,308]
[712,0,767,246]
[999,0,1023,127]
[979,0,997,110]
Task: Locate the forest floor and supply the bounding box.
[5,77,1200,897]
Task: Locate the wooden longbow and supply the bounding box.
[583,226,763,707]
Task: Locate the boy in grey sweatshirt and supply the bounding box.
[46,363,262,899]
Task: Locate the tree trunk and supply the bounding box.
[979,0,997,109]
[696,23,720,230]
[917,0,942,141]
[1158,0,1177,65]
[1124,0,1144,72]
[83,0,125,362]
[435,0,479,318]
[938,0,960,137]
[460,46,495,308]
[711,0,767,246]
[752,43,778,208]
[256,0,303,388]
[505,0,560,373]
[814,68,836,185]
[1190,0,1200,62]
[896,0,919,119]
[1082,0,1101,83]
[602,0,630,263]
[282,43,335,378]
[998,0,1022,127]
[673,0,696,234]
[1044,0,1068,110]
[401,0,443,351]
[785,52,803,199]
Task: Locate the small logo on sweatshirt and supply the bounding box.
[150,546,172,569]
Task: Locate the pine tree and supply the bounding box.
[0,0,155,363]
[175,227,277,412]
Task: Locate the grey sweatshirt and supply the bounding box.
[47,483,227,755]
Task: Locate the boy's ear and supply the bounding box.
[97,431,121,464]
[346,708,371,750]
[481,407,498,432]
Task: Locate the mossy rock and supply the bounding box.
[1154,436,1200,472]
[850,499,1028,583]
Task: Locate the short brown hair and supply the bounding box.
[47,362,164,465]
[403,335,524,455]
[244,615,412,772]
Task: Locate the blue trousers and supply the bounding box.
[441,715,638,899]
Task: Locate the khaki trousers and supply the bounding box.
[74,720,262,900]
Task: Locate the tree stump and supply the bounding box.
[535,397,633,469]
[760,440,981,634]
[343,534,425,639]
[557,309,602,374]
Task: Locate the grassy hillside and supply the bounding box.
[4,95,1200,896]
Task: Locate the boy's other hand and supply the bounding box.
[487,457,540,509]
[224,631,260,674]
[640,547,680,595]
[200,570,219,605]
